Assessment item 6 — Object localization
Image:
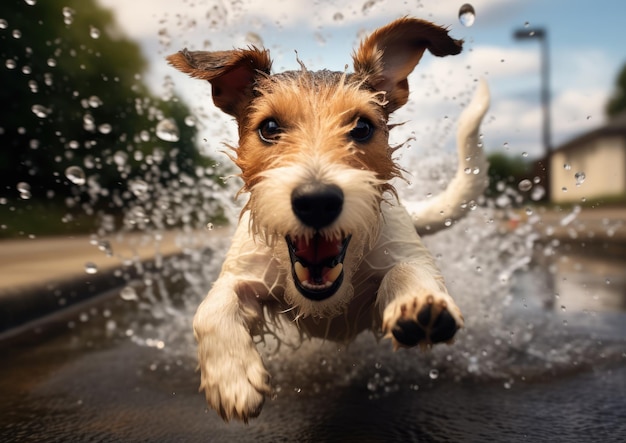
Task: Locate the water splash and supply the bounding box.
[29,2,623,402]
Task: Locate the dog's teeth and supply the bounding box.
[294,261,310,284]
[326,263,343,283]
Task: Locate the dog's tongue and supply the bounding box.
[293,235,342,265]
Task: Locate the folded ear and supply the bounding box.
[353,17,463,113]
[167,48,272,118]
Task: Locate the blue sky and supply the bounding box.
[99,0,626,161]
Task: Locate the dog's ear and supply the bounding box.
[167,48,272,117]
[353,17,462,113]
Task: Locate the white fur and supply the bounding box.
[193,80,490,421]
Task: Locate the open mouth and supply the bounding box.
[286,234,351,301]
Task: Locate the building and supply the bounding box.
[549,113,626,204]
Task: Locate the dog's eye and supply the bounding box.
[258,119,282,144]
[349,118,374,143]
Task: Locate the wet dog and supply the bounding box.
[168,17,489,422]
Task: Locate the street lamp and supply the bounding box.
[513,27,551,155]
[514,27,552,201]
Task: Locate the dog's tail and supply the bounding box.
[410,79,490,235]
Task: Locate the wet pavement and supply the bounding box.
[1,258,625,442]
[0,299,624,442]
[1,209,626,442]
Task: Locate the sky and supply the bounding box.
[98,0,626,162]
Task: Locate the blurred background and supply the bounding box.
[0,1,625,441]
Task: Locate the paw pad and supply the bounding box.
[391,297,460,347]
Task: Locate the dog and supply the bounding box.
[167,17,489,422]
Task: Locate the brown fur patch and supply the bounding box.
[232,68,401,196]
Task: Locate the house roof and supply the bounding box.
[552,112,626,154]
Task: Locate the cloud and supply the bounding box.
[98,0,519,39]
[97,0,617,163]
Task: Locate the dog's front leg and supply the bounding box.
[193,217,277,422]
[374,205,464,349]
[193,274,271,422]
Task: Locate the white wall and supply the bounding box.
[550,136,626,203]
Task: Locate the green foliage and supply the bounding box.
[606,64,626,118]
[486,152,530,195]
[0,0,207,203]
[0,0,221,237]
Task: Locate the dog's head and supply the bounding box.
[168,18,462,317]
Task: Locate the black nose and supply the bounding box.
[291,183,344,229]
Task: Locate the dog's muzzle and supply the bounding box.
[288,182,349,300]
[287,234,351,300]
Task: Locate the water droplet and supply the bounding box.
[458,3,476,27]
[333,12,344,21]
[563,163,571,170]
[84,262,98,274]
[97,240,113,256]
[83,114,95,131]
[88,95,102,108]
[120,286,138,301]
[444,218,452,227]
[206,222,214,231]
[184,115,196,127]
[574,171,585,186]
[362,0,379,14]
[517,179,532,192]
[97,123,112,134]
[24,0,37,5]
[531,185,545,201]
[89,26,100,39]
[64,166,86,185]
[46,58,57,67]
[156,118,180,142]
[113,150,128,166]
[130,179,149,198]
[62,7,75,25]
[12,29,21,39]
[464,167,471,174]
[245,32,263,47]
[0,19,7,29]
[560,305,566,312]
[5,59,16,69]
[17,182,31,199]
[31,104,50,118]
[429,369,439,380]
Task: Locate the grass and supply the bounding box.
[0,200,99,239]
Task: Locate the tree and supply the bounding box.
[486,152,530,196]
[0,0,217,235]
[606,63,626,118]
[0,0,207,203]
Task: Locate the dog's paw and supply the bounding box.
[196,332,271,422]
[382,292,464,349]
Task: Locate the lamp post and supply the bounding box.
[514,27,551,201]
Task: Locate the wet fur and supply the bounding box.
[168,17,489,422]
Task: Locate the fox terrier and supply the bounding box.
[168,17,489,422]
